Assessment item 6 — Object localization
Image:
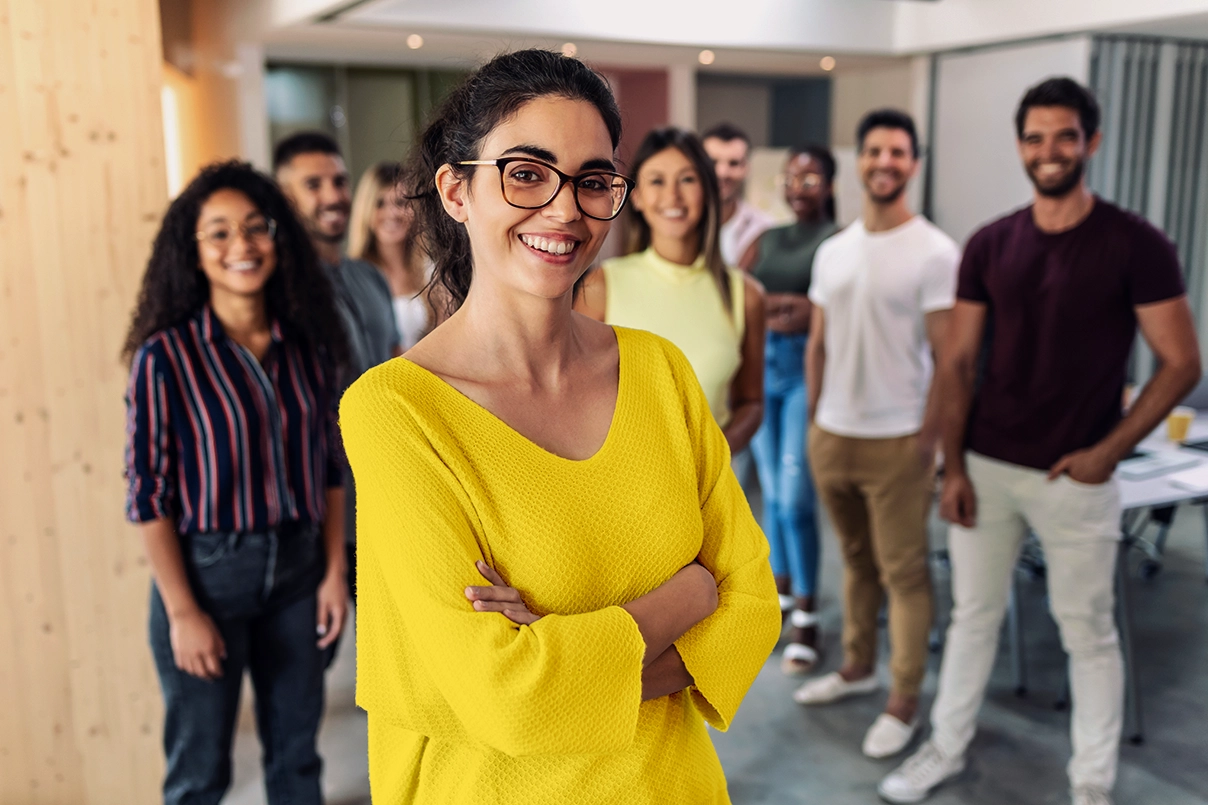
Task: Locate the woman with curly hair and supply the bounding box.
[123,161,350,805]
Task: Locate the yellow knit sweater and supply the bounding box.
[340,326,780,804]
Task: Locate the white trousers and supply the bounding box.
[930,452,1124,792]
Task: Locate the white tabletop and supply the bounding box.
[1119,417,1208,511]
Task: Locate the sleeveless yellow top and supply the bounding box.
[340,328,780,804]
[601,248,745,428]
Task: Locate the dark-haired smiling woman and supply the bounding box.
[579,127,767,455]
[339,50,780,803]
[123,162,349,805]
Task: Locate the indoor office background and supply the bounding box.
[5,1,1208,804]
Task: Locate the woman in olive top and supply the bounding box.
[338,50,780,804]
[747,145,839,675]
[578,127,766,454]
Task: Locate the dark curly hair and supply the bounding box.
[402,49,623,315]
[122,161,350,374]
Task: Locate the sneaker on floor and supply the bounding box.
[1071,787,1113,805]
[862,712,920,759]
[877,740,965,803]
[792,671,880,705]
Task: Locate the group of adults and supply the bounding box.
[122,46,1199,805]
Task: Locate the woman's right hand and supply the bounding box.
[169,609,227,680]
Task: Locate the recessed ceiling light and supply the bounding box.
[407,34,424,50]
[561,42,578,58]
[820,56,836,71]
[698,49,715,66]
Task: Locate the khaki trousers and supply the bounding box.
[808,425,935,696]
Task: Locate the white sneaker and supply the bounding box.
[1071,788,1113,805]
[862,713,920,759]
[877,740,965,803]
[792,671,880,705]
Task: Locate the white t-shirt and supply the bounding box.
[720,200,775,267]
[809,216,959,438]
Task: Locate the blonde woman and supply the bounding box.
[349,161,437,349]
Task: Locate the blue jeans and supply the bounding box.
[149,522,328,805]
[751,331,820,599]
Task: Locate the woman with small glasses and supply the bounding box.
[746,145,840,676]
[338,50,780,803]
[123,161,350,805]
[579,127,767,456]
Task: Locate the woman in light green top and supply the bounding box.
[579,127,766,453]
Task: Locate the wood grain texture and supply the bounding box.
[0,0,167,802]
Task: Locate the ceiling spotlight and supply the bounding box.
[698,49,715,66]
[820,56,836,71]
[561,42,578,58]
[407,34,424,50]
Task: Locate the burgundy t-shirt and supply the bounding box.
[958,199,1185,470]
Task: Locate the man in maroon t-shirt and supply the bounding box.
[880,79,1201,805]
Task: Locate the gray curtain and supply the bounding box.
[1088,37,1161,216]
[1091,36,1208,376]
[1163,43,1208,314]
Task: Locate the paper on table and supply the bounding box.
[1117,453,1201,481]
[1167,463,1208,492]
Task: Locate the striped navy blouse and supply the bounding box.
[124,305,343,535]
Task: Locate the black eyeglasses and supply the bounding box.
[458,157,635,221]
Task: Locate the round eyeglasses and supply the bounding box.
[778,173,825,191]
[195,218,277,251]
[458,157,635,221]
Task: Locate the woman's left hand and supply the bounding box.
[316,571,349,649]
[465,561,541,625]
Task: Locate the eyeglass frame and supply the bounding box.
[777,172,826,191]
[456,157,636,221]
[195,218,278,250]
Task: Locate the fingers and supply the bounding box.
[959,490,977,529]
[317,604,343,649]
[199,648,224,679]
[465,585,525,605]
[475,560,505,586]
[471,599,540,624]
[502,608,541,626]
[1047,455,1072,481]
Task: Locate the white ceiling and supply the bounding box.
[261,0,1208,73]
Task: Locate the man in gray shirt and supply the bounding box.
[275,132,400,603]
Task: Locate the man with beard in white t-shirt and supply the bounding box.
[794,109,959,763]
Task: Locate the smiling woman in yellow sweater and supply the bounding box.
[338,50,781,804]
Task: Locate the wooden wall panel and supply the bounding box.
[0,0,168,802]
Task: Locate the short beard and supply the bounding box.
[1029,159,1084,199]
[866,181,906,206]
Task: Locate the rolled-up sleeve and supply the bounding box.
[125,346,176,523]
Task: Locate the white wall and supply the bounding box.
[830,63,914,148]
[895,0,1208,53]
[931,36,1092,246]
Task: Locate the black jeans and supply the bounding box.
[149,522,328,805]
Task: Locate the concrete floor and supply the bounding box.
[226,500,1208,804]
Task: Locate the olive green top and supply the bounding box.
[751,219,839,295]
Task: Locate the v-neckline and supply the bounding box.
[399,326,626,465]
